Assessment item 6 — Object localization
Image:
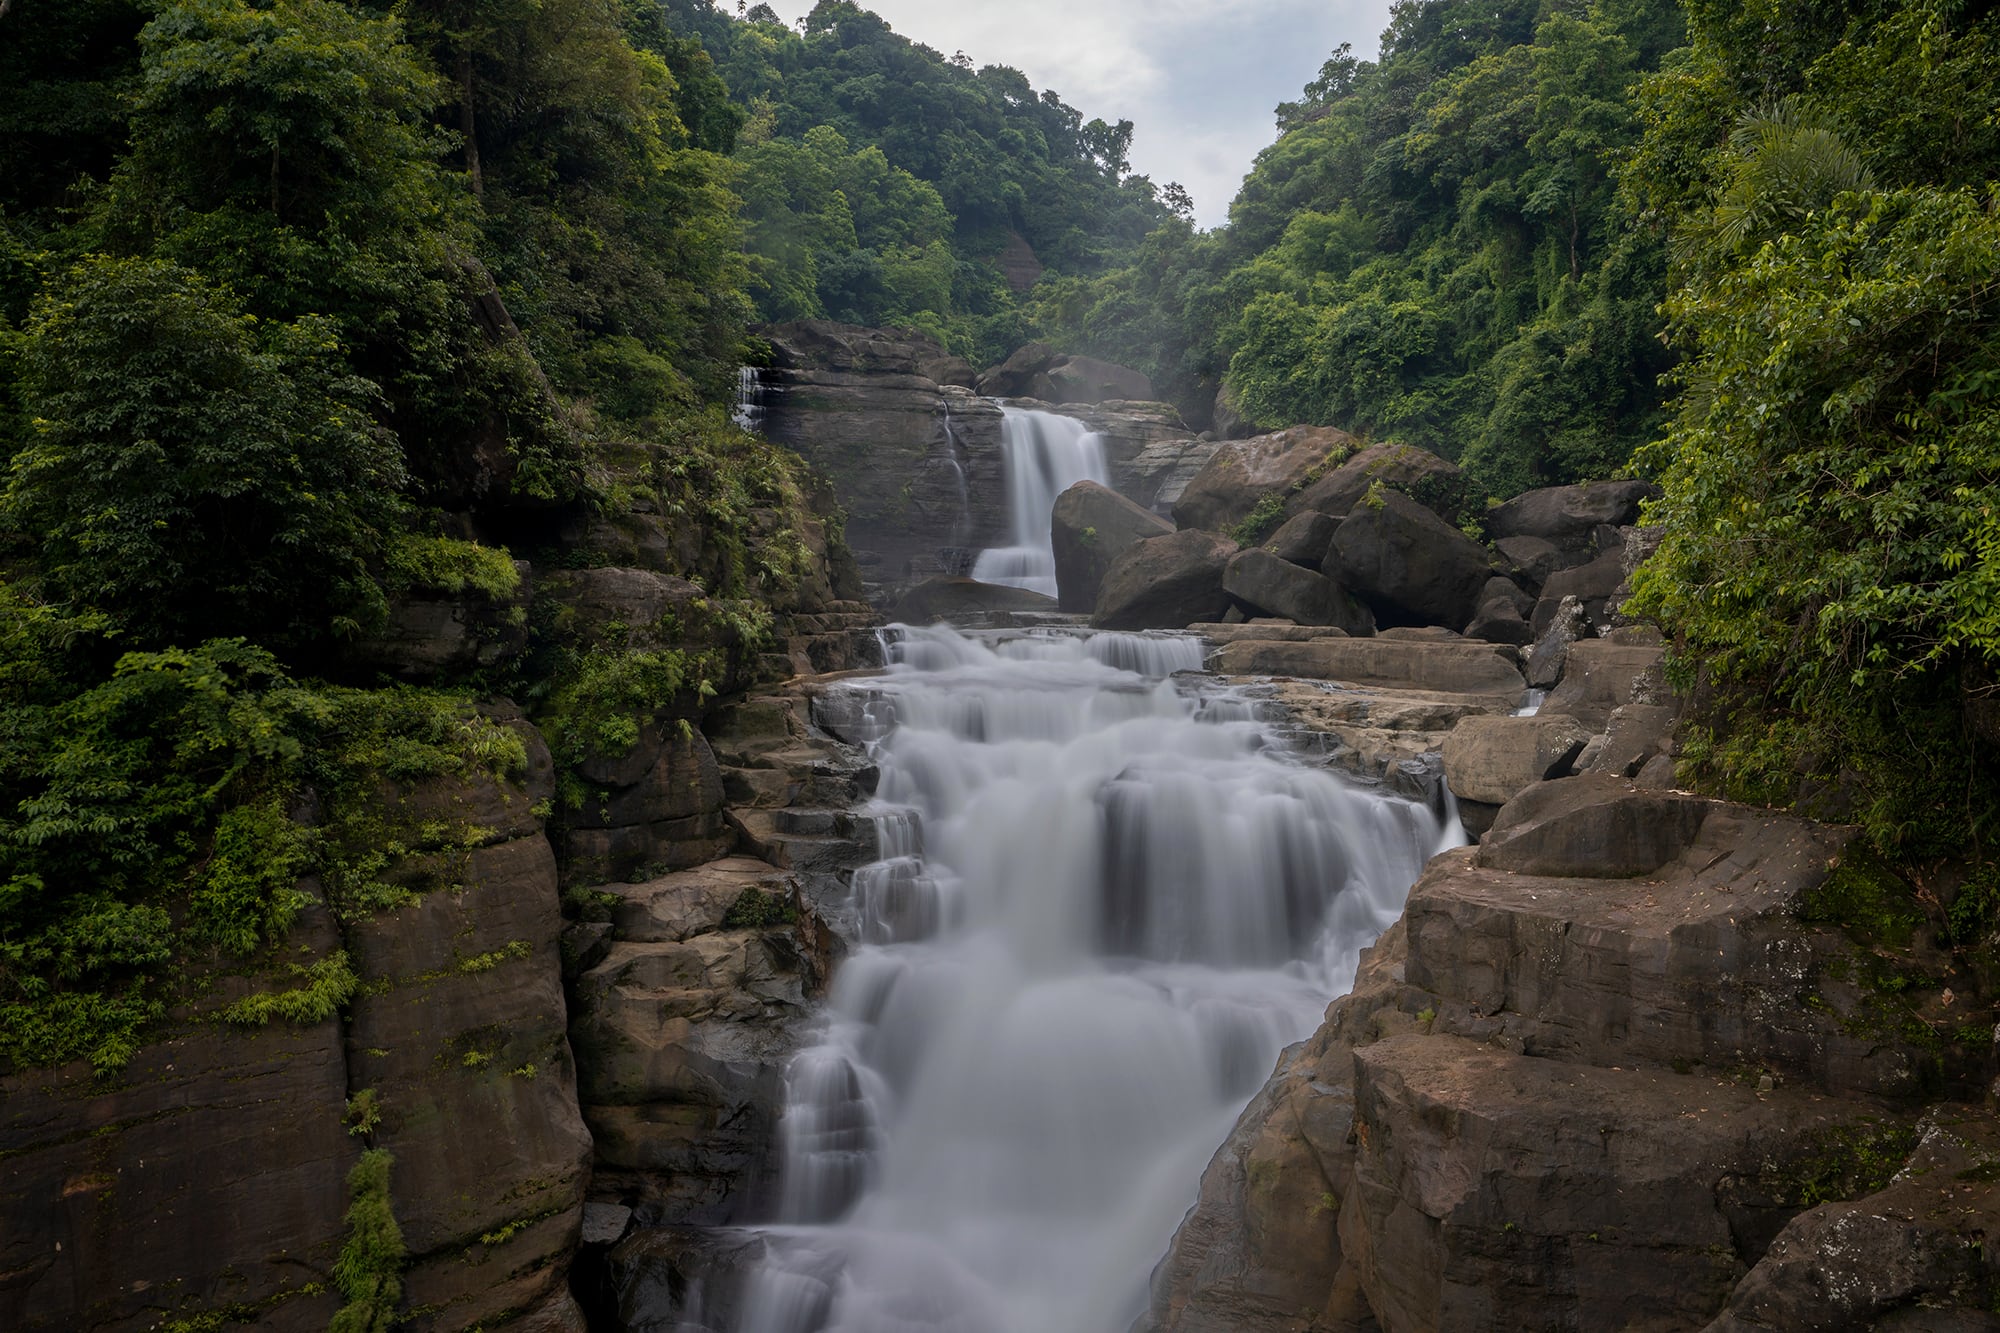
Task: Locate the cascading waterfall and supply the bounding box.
[715,624,1456,1333]
[733,366,767,434]
[969,407,1109,597]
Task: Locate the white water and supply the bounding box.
[708,625,1455,1333]
[733,366,766,434]
[969,407,1109,598]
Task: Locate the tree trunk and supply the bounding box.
[460,51,483,197]
[270,143,281,218]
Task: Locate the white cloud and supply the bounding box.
[748,0,1395,226]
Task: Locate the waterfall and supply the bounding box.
[733,366,767,434]
[970,407,1109,598]
[727,624,1455,1333]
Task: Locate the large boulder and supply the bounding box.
[1285,442,1466,524]
[1542,639,1668,729]
[889,577,1058,624]
[1172,426,1359,532]
[1222,548,1374,633]
[1531,547,1629,634]
[1259,510,1340,569]
[1441,713,1595,806]
[1094,530,1239,630]
[1051,481,1174,613]
[1045,354,1153,405]
[1325,491,1496,629]
[1487,480,1655,548]
[1463,576,1533,646]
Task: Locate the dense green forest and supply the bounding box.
[0,0,1172,1076]
[5,0,2000,1075]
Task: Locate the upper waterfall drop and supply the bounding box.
[970,406,1109,598]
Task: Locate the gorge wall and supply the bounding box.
[757,322,1217,602]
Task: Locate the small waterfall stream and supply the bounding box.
[969,407,1109,598]
[710,627,1454,1333]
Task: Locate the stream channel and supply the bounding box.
[675,405,1460,1332]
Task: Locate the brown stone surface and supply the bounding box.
[1344,1036,1883,1333]
[1172,426,1359,532]
[1284,442,1464,524]
[569,862,832,1225]
[0,914,354,1333]
[1094,529,1239,630]
[1146,768,1961,1333]
[1441,713,1594,806]
[1542,639,1668,729]
[1051,480,1174,613]
[345,823,591,1331]
[888,577,1059,624]
[1210,637,1526,701]
[1326,491,1497,630]
[1223,547,1374,632]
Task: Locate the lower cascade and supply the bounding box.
[690,624,1456,1333]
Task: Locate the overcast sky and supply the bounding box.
[754,1,1398,228]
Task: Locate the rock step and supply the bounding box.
[1210,637,1526,701]
[1345,1034,1911,1333]
[729,808,879,876]
[600,856,803,944]
[1399,779,1925,1100]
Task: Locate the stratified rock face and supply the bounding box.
[0,911,355,1333]
[1173,425,1358,532]
[569,858,834,1227]
[1093,529,1239,630]
[1034,399,1214,514]
[1052,480,1174,613]
[1,717,592,1333]
[1222,547,1373,632]
[1144,769,1967,1333]
[1285,442,1465,524]
[1325,492,1497,629]
[565,723,733,886]
[762,322,1006,599]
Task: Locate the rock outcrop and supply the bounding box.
[568,857,834,1225]
[1143,765,1976,1333]
[977,343,1152,404]
[1051,480,1175,613]
[760,321,1006,599]
[888,576,1059,624]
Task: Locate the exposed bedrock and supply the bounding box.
[759,325,1214,602]
[1143,768,1992,1333]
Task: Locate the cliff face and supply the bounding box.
[0,409,877,1332]
[758,322,1217,604]
[0,726,592,1333]
[1144,746,1998,1332]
